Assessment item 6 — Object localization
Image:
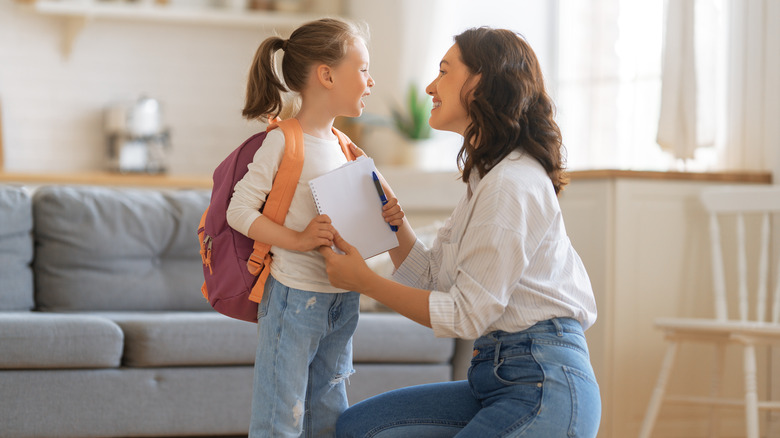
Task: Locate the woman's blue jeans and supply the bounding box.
[249,275,360,438]
[336,318,601,438]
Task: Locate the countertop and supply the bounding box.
[0,168,772,189]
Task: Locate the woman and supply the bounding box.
[319,26,601,438]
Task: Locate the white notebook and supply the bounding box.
[309,156,399,259]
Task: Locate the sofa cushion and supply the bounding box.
[0,186,34,311]
[352,313,454,363]
[90,311,258,367]
[0,312,123,369]
[33,186,212,312]
[0,366,255,438]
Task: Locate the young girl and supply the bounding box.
[320,27,601,437]
[225,18,379,437]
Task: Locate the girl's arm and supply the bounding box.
[319,233,431,328]
[228,129,336,252]
[246,214,336,252]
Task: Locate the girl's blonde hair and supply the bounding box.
[243,18,368,121]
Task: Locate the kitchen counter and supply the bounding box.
[0,168,771,188]
[568,168,772,183]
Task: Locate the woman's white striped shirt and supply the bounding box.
[393,151,597,339]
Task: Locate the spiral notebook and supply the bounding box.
[309,156,399,259]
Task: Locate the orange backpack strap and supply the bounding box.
[332,127,357,161]
[246,120,356,303]
[247,119,305,303]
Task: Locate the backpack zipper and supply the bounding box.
[200,233,213,275]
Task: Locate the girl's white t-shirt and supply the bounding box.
[226,128,348,293]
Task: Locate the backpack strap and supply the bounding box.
[333,127,357,161]
[246,119,355,303]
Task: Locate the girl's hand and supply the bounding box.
[297,214,336,252]
[349,142,367,158]
[382,197,405,229]
[318,233,375,292]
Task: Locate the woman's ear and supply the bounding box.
[316,64,335,89]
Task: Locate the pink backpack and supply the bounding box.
[198,119,354,323]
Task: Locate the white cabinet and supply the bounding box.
[383,169,774,438]
[559,175,772,438]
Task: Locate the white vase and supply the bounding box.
[397,138,459,171]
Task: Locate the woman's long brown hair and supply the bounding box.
[454,27,568,194]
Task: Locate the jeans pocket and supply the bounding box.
[563,365,601,438]
[492,354,544,387]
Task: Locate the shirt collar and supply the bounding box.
[466,150,526,199]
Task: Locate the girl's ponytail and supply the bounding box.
[243,36,286,121]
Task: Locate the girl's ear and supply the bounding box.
[316,64,335,89]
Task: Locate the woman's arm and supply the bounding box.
[319,233,431,328]
[373,171,417,269]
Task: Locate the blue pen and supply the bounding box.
[372,171,398,232]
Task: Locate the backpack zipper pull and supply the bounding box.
[201,235,213,275]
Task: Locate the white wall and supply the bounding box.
[344,0,556,167]
[769,0,780,181]
[0,1,276,175]
[0,0,556,176]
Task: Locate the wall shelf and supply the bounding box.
[19,0,325,56]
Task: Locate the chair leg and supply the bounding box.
[639,341,679,438]
[743,343,760,438]
[707,343,726,438]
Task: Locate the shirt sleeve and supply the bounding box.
[429,163,559,339]
[391,239,435,290]
[428,223,530,339]
[225,130,285,236]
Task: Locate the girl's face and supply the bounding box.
[425,44,480,136]
[331,39,374,118]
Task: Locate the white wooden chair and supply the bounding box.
[638,185,780,438]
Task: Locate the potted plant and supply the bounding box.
[390,83,439,168]
[391,83,432,141]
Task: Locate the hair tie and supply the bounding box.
[281,39,289,51]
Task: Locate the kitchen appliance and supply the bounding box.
[105,96,170,173]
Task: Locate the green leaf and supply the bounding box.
[391,83,433,140]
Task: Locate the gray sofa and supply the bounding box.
[0,184,470,438]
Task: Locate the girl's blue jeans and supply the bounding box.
[249,275,360,438]
[336,317,601,438]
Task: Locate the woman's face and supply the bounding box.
[425,43,480,136]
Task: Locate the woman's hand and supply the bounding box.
[318,233,375,292]
[320,232,433,328]
[297,214,336,252]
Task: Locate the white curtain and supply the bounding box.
[722,0,774,171]
[657,0,698,160]
[656,0,778,171]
